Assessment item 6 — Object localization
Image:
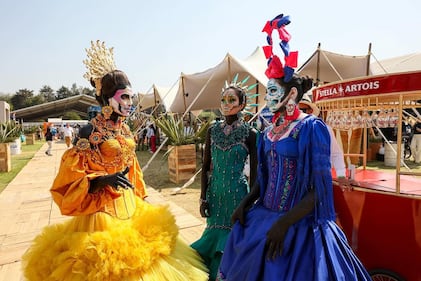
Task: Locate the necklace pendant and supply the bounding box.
[223,125,232,135]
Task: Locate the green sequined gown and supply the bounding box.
[191,120,251,280]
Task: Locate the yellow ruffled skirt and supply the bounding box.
[22,199,208,281]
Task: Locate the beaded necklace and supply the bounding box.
[76,114,134,169]
[222,119,242,135]
[213,119,249,151]
[269,106,300,140]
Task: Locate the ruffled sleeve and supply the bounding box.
[296,116,336,222]
[50,149,115,215]
[50,148,147,216]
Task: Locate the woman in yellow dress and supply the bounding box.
[21,41,208,281]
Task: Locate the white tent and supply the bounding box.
[297,43,371,84]
[165,46,269,113]
[138,83,179,111]
[138,91,160,111]
[370,52,421,75]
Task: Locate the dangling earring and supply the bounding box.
[285,100,300,121]
[102,106,113,119]
[286,98,296,117]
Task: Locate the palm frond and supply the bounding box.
[153,114,211,146]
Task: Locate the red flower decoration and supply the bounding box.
[265,55,284,79]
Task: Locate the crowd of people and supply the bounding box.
[23,12,421,281]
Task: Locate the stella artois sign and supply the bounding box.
[313,71,421,102]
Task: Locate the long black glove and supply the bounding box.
[231,183,260,225]
[89,167,133,193]
[199,200,210,217]
[265,189,315,260]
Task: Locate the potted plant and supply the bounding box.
[24,126,38,145]
[154,113,210,183]
[0,121,20,172]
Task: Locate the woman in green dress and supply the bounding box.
[191,79,258,280]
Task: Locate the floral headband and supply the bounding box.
[262,14,298,82]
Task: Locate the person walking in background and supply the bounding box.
[44,127,53,156]
[62,123,74,148]
[191,75,258,280]
[22,40,208,281]
[50,125,57,140]
[216,14,371,281]
[146,123,157,153]
[411,120,421,163]
[36,126,43,140]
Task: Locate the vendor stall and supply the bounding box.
[314,71,421,281]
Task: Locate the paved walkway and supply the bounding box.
[0,141,205,281]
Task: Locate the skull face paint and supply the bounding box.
[265,78,287,113]
[220,88,243,116]
[109,88,134,117]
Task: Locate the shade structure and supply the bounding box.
[165,46,269,113]
[297,44,371,85]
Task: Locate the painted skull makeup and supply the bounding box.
[220,88,243,116]
[109,88,134,117]
[265,78,287,113]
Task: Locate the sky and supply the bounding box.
[1,0,421,95]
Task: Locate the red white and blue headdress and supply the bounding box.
[262,14,298,82]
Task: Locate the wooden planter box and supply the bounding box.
[367,142,382,161]
[26,133,36,145]
[168,144,197,184]
[0,143,11,172]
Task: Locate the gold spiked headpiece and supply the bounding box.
[222,73,259,115]
[83,40,117,96]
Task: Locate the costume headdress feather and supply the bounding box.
[83,40,117,96]
[262,14,298,82]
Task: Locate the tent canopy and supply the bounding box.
[165,47,269,113]
[297,44,371,84]
[140,44,398,114]
[370,52,421,75]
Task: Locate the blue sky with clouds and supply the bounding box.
[1,0,420,94]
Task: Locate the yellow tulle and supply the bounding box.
[22,199,208,281]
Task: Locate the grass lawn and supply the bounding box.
[0,140,44,193]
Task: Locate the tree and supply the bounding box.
[70,83,81,96]
[11,89,34,109]
[30,94,45,106]
[62,111,81,120]
[56,86,72,100]
[0,93,13,107]
[39,85,56,102]
[81,87,96,97]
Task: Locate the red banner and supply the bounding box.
[313,71,421,102]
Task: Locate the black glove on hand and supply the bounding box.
[265,219,290,261]
[89,167,133,193]
[199,201,210,217]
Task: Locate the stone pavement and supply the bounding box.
[0,140,205,281]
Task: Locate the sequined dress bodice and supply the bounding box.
[206,120,250,229]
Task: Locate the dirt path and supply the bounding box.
[156,186,206,223]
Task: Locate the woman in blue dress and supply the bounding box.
[217,14,371,281]
[191,79,258,280]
